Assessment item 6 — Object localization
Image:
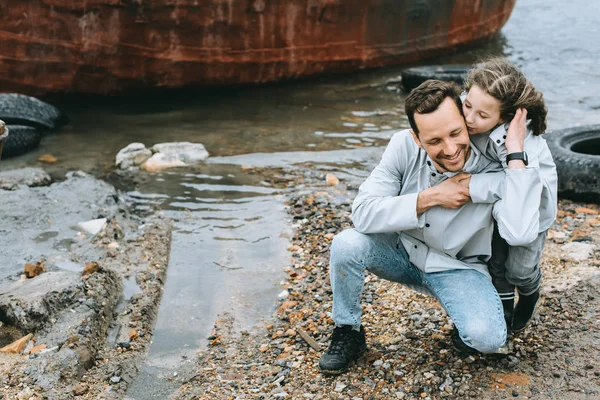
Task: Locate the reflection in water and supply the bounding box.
[125,163,292,399]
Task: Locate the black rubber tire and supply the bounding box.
[1,125,42,158]
[546,124,600,203]
[0,93,68,130]
[401,65,470,92]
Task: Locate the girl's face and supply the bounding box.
[463,85,503,135]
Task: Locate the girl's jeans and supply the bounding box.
[490,223,547,301]
[330,229,506,354]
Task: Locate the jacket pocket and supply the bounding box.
[399,234,428,271]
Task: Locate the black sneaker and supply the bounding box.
[512,290,540,332]
[318,325,367,375]
[450,328,478,355]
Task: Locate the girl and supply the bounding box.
[462,57,558,332]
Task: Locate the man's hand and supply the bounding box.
[417,174,472,214]
[450,172,471,189]
[505,108,527,154]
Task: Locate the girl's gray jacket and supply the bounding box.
[470,122,558,234]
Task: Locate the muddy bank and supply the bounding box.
[174,170,600,400]
[0,170,172,399]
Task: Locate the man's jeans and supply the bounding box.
[330,229,506,354]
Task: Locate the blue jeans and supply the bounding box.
[330,229,506,353]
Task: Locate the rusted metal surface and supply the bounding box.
[0,0,516,95]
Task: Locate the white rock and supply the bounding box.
[277,290,290,299]
[115,143,152,169]
[151,142,209,164]
[334,383,347,392]
[77,218,107,235]
[561,242,596,261]
[142,153,187,172]
[17,387,35,400]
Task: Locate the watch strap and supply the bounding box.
[506,151,528,166]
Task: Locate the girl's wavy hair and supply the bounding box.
[464,57,547,136]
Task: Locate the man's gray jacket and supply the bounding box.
[351,130,543,278]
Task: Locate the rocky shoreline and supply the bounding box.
[174,173,599,400]
[0,168,598,399]
[0,171,172,399]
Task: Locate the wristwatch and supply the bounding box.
[506,151,528,166]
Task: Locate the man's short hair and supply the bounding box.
[404,80,463,135]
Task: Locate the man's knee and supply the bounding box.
[460,321,506,354]
[330,229,369,266]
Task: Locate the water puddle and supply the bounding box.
[124,163,293,398]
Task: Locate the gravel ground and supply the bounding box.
[174,173,600,400]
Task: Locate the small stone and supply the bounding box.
[38,154,58,164]
[364,377,376,388]
[24,261,46,278]
[77,218,107,235]
[110,376,121,384]
[82,261,100,276]
[17,388,35,400]
[512,389,519,397]
[334,382,347,392]
[0,333,33,354]
[326,173,340,186]
[73,384,88,396]
[117,342,131,350]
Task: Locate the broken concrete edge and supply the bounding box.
[0,216,173,397]
[71,216,172,397]
[25,268,122,389]
[0,167,52,190]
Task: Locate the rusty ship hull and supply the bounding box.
[0,0,516,96]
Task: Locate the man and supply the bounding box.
[318,80,539,375]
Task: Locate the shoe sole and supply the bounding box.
[512,296,542,333]
[318,345,368,375]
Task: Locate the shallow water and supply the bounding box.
[1,0,599,397]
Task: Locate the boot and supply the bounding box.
[502,298,515,333]
[318,325,367,375]
[513,290,540,332]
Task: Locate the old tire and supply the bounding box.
[0,93,68,130]
[546,124,600,203]
[401,65,470,92]
[2,125,42,158]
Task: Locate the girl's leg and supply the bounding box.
[505,230,548,331]
[489,224,515,330]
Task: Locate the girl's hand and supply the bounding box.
[505,108,528,153]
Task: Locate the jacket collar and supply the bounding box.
[425,141,485,185]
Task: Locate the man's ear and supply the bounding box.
[410,130,422,148]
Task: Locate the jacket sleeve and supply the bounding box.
[469,171,505,203]
[492,165,543,246]
[352,134,424,233]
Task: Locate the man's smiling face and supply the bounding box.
[411,97,471,173]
